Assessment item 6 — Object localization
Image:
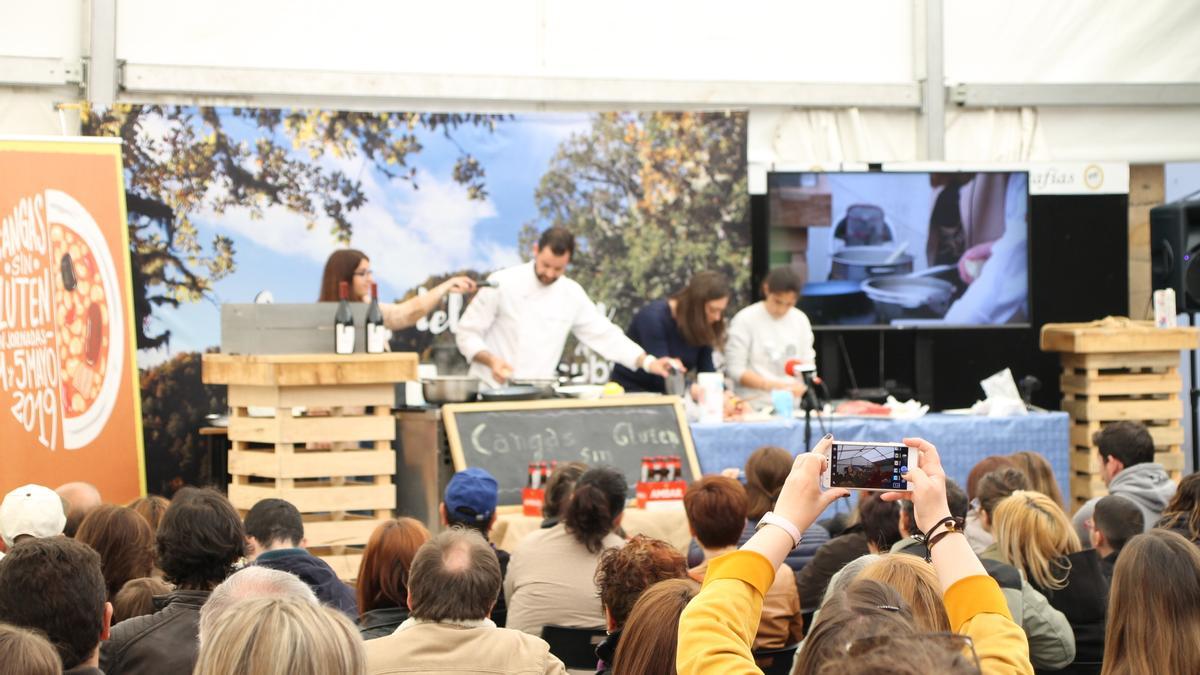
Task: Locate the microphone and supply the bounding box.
[784,358,823,410]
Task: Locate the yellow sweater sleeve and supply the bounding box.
[944,575,1034,675]
[676,550,776,675]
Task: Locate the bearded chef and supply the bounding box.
[455,227,679,387]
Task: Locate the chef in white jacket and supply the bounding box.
[456,227,678,387]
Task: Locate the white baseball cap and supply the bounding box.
[0,484,67,547]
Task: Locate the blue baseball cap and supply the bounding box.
[445,467,499,523]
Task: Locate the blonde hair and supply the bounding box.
[193,597,365,675]
[0,623,61,675]
[1102,530,1200,675]
[858,555,950,632]
[993,490,1080,590]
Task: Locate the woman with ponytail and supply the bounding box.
[504,466,628,635]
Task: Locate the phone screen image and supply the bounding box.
[829,443,909,489]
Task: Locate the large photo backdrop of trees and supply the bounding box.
[85,106,748,495]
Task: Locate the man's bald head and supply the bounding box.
[407,528,501,622]
[55,483,102,538]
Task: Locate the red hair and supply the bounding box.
[355,517,430,612]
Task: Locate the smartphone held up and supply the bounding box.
[820,441,916,491]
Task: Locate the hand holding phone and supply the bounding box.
[878,437,953,535]
[820,441,916,492]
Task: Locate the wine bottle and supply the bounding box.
[366,283,386,353]
[334,281,355,354]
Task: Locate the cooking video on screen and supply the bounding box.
[767,171,1029,328]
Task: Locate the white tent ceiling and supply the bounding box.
[1,0,1198,165]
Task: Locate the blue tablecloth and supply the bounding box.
[689,412,1071,507]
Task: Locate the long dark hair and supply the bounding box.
[563,466,627,553]
[744,446,791,521]
[1158,472,1200,542]
[671,271,729,348]
[75,505,156,601]
[318,249,367,301]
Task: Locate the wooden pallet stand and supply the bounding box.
[202,353,417,580]
[1041,320,1198,512]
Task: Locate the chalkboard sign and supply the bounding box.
[442,396,699,506]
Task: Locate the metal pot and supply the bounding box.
[861,276,956,322]
[479,385,547,402]
[799,280,875,325]
[421,376,480,404]
[830,246,914,282]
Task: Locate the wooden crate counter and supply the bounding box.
[1041,319,1198,512]
[202,353,417,580]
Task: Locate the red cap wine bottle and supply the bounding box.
[335,281,355,354]
[366,283,386,353]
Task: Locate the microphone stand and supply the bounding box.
[800,372,821,452]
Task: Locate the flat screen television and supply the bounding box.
[766,170,1030,328]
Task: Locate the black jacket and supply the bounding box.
[254,548,358,618]
[359,605,410,640]
[1031,549,1109,675]
[100,590,209,675]
[796,526,870,613]
[594,629,620,675]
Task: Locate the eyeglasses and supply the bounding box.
[846,632,981,673]
[353,269,374,277]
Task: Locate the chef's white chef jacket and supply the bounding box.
[455,262,645,387]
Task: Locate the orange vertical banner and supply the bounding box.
[0,138,145,502]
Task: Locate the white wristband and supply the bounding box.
[641,354,657,371]
[756,511,803,549]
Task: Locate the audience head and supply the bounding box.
[1158,471,1200,542]
[1009,451,1064,507]
[744,446,792,520]
[610,578,699,675]
[75,504,156,600]
[441,467,499,537]
[976,468,1029,531]
[965,455,1020,504]
[858,555,950,632]
[127,494,170,532]
[1102,530,1200,675]
[1091,495,1145,557]
[1093,421,1155,484]
[672,270,731,348]
[0,537,110,670]
[194,597,364,675]
[157,487,244,590]
[0,623,61,675]
[683,475,748,550]
[542,461,588,522]
[112,576,172,624]
[822,554,881,605]
[199,566,318,646]
[594,535,687,631]
[243,498,305,559]
[408,528,502,622]
[797,579,915,674]
[563,466,627,554]
[859,492,902,553]
[993,490,1080,590]
[802,579,980,674]
[0,484,66,547]
[54,482,101,538]
[355,517,430,613]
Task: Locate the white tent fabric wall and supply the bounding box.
[1,0,1199,161]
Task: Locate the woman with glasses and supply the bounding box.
[676,435,1035,675]
[993,490,1108,674]
[318,249,476,329]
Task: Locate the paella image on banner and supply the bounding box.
[0,138,144,501]
[84,106,748,494]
